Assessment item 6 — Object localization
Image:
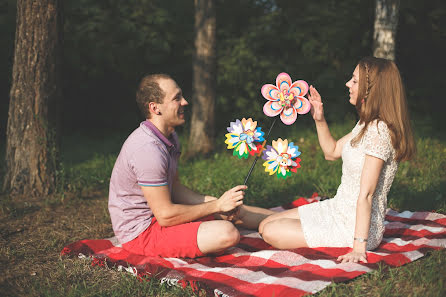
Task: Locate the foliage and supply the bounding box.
[61,0,194,133]
[0,0,445,138]
[216,0,374,126]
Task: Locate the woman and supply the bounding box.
[259,57,416,263]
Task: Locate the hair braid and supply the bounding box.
[364,63,370,101]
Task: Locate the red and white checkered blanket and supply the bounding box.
[61,197,446,296]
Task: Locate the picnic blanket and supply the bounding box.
[61,196,446,296]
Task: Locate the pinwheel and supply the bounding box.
[262,138,301,179]
[225,118,265,159]
[261,72,311,125]
[224,73,309,184]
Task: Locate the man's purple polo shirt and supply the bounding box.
[108,120,180,244]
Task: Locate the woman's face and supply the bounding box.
[346,65,359,106]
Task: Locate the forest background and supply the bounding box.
[1,0,445,141]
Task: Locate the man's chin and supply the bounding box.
[175,118,186,126]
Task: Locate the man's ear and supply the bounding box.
[148,102,161,115]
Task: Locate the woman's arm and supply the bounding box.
[309,86,351,160]
[337,154,385,263]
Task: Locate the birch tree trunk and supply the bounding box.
[187,0,216,156]
[373,0,400,60]
[3,0,62,197]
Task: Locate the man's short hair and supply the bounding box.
[136,74,172,119]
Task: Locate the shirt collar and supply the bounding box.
[142,120,175,150]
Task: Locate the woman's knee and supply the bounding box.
[261,221,277,245]
[258,217,269,234]
[261,218,308,249]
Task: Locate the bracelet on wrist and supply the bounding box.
[354,237,368,243]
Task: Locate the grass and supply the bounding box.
[0,119,445,296]
[29,258,199,297]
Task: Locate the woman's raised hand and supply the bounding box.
[309,86,325,122]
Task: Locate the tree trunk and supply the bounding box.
[373,0,400,60]
[3,0,62,197]
[187,0,216,156]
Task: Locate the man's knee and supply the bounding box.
[197,220,240,254]
[217,221,240,248]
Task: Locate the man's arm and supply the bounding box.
[171,173,217,205]
[141,184,246,227]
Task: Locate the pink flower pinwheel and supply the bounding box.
[261,73,311,125]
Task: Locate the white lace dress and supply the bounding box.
[298,120,398,250]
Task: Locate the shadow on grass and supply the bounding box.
[243,178,319,209]
[0,194,41,219]
[389,181,446,212]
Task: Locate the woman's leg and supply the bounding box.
[258,207,300,234]
[261,218,308,249]
[231,205,276,229]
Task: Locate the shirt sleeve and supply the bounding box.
[129,143,169,187]
[363,121,393,162]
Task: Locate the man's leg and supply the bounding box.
[123,217,241,258]
[196,220,240,254]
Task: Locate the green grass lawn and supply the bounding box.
[1,119,445,296]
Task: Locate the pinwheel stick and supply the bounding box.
[243,118,277,185]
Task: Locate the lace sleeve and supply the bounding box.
[363,121,393,161]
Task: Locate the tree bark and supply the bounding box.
[187,0,216,156]
[3,0,62,197]
[373,0,400,60]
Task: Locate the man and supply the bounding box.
[108,74,274,258]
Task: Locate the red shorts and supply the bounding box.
[122,216,213,258]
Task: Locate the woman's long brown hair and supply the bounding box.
[351,57,416,162]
